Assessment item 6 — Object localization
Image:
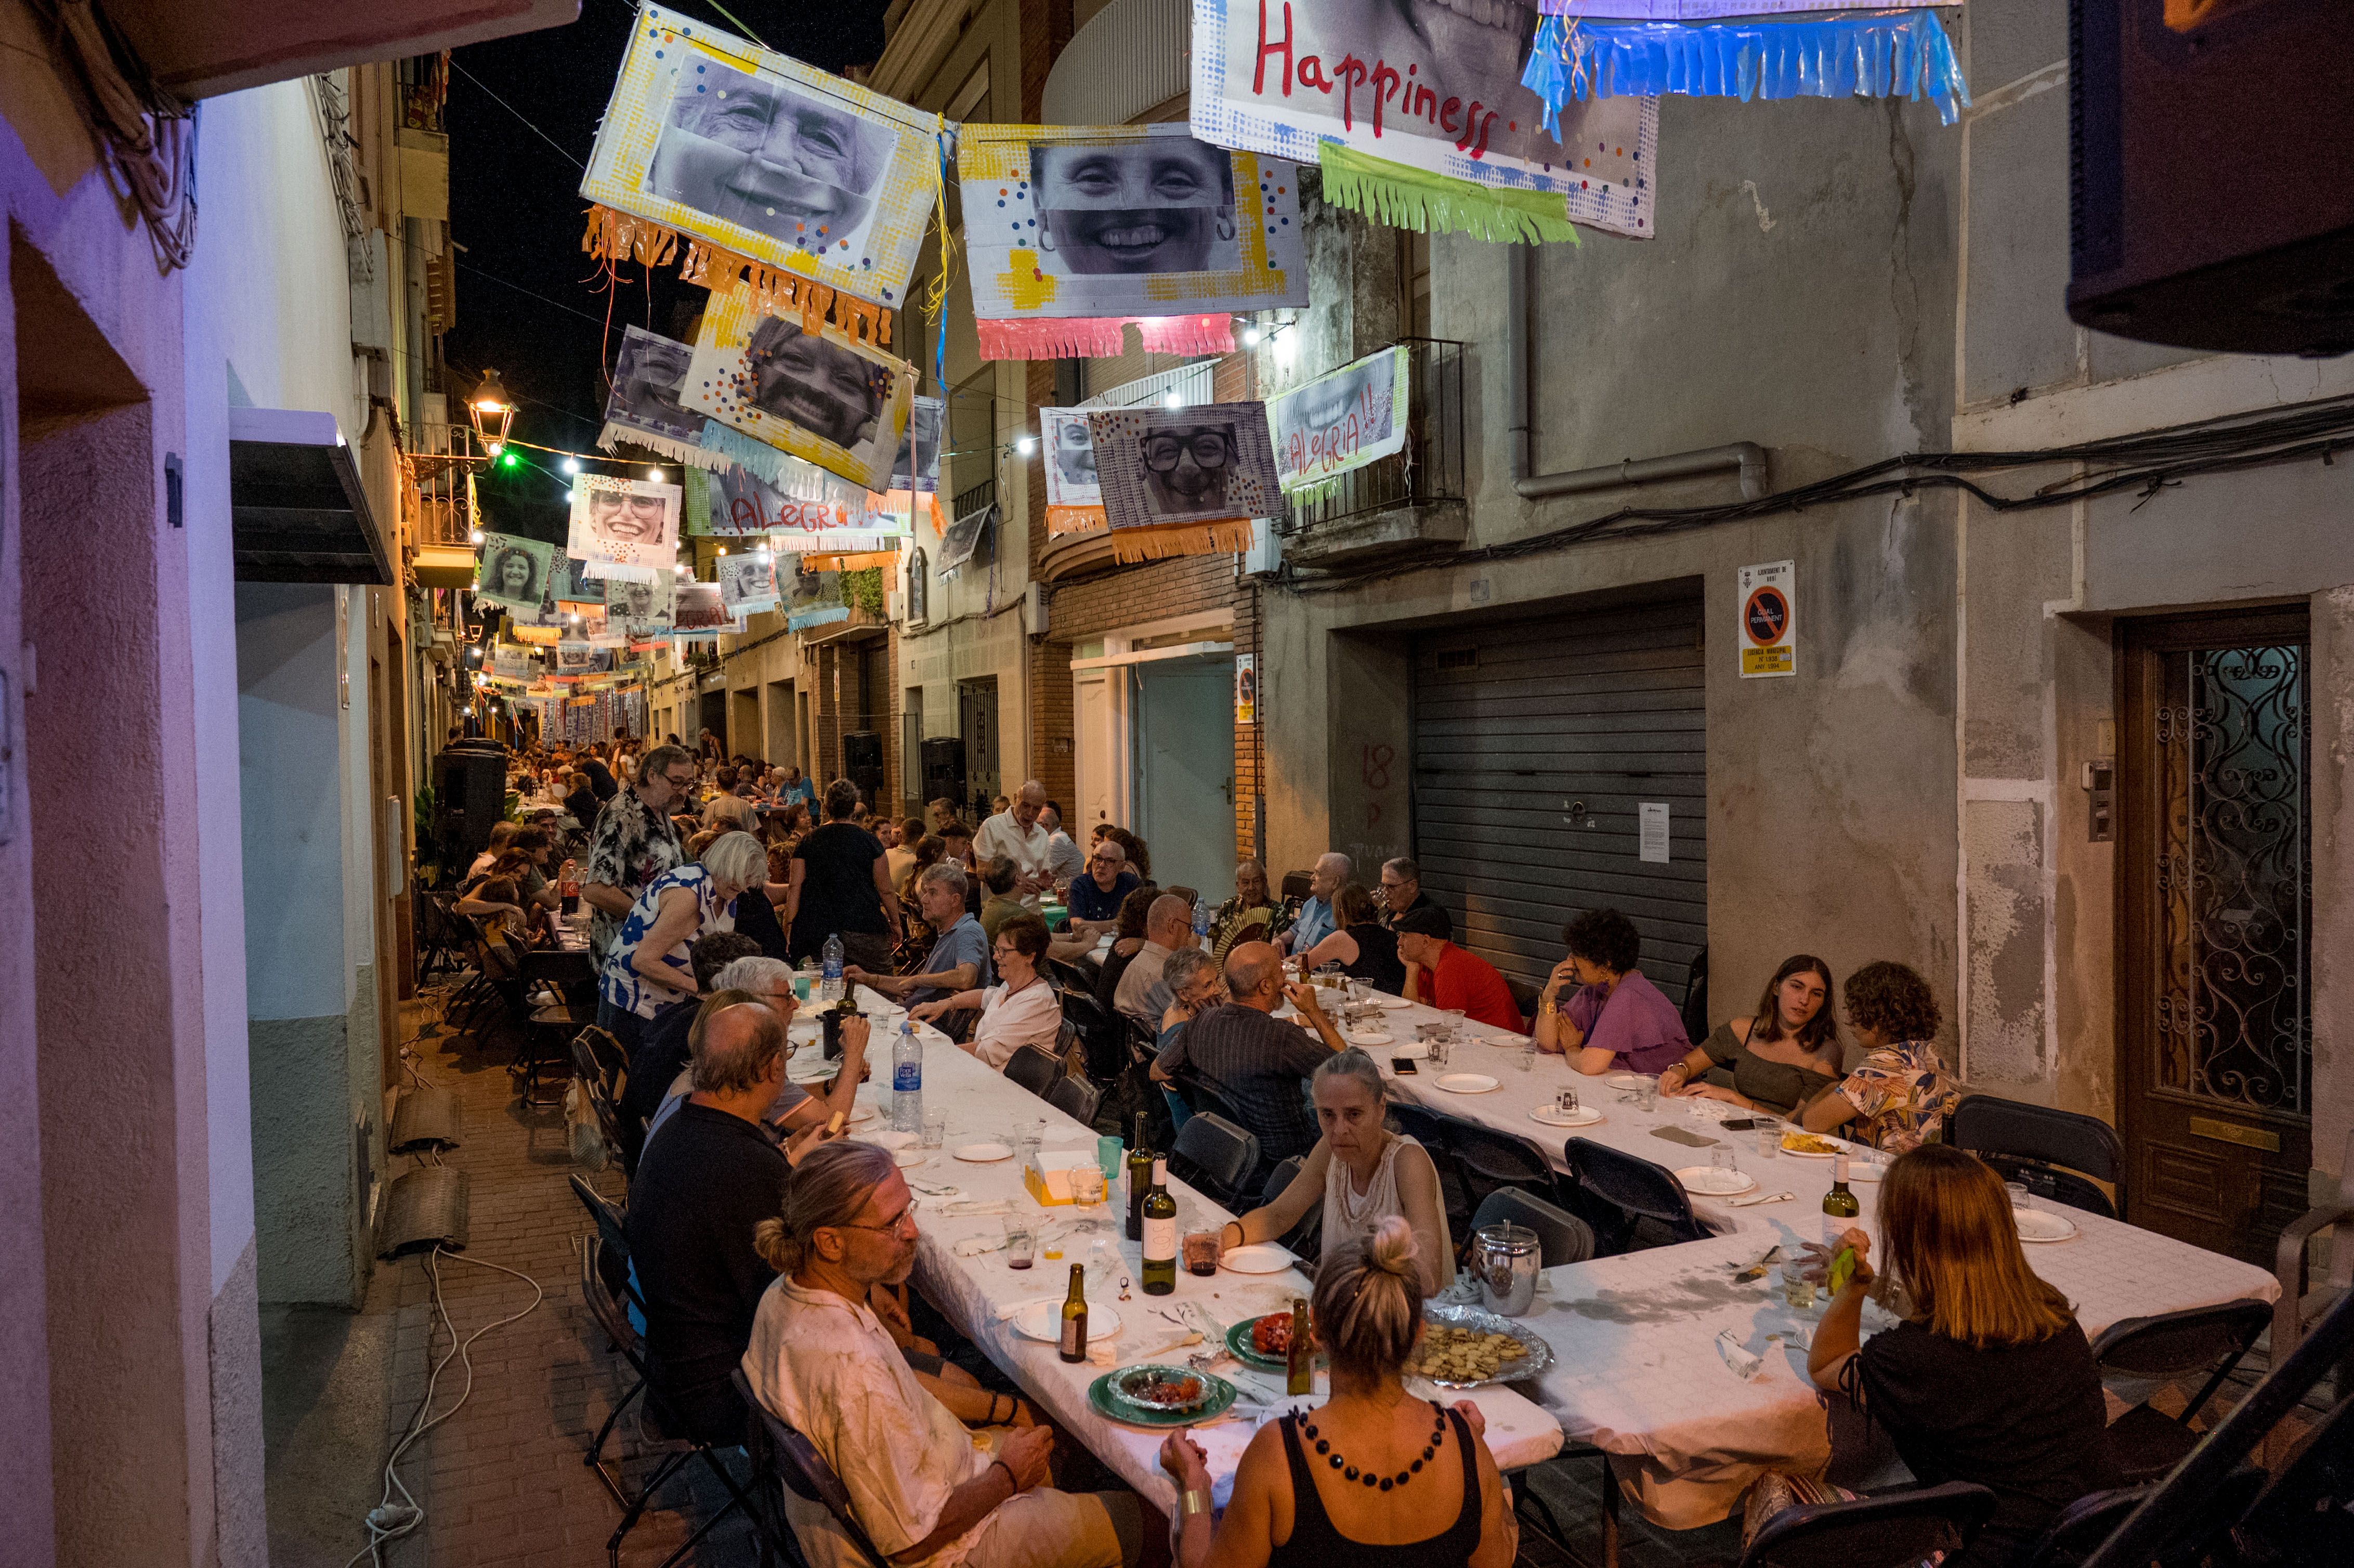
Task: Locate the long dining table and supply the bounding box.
[793,988,1566,1516]
[1315,986,2284,1526]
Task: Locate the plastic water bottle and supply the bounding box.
[892,1020,923,1133]
[1192,899,1211,943]
[821,932,845,1001]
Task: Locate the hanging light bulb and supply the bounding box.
[716,545,728,556]
[646,467,665,482]
[1243,324,1263,347]
[1015,433,1037,456]
[1163,388,1183,408]
[674,561,690,577]
[469,527,484,544]
[560,456,580,475]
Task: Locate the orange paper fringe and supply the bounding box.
[1107,519,1257,563]
[579,206,894,348]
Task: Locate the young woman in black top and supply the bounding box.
[1294,882,1408,996]
[1159,1217,1517,1568]
[1662,953,1845,1118]
[1800,1145,2120,1567]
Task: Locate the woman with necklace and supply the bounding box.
[1158,1216,1516,1567]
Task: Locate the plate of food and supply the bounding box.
[1089,1365,1237,1427]
[2012,1206,2080,1244]
[1218,1243,1296,1275]
[1778,1130,1843,1158]
[1015,1298,1122,1342]
[1529,1104,1602,1128]
[1225,1312,1327,1373]
[1675,1166,1758,1197]
[1403,1305,1554,1389]
[1435,1073,1500,1095]
[953,1142,1014,1162]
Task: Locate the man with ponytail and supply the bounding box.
[743,1141,1143,1568]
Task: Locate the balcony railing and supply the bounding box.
[408,423,482,550]
[1287,336,1466,531]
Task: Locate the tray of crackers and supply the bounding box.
[1403,1303,1554,1389]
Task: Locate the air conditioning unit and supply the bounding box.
[1243,519,1284,578]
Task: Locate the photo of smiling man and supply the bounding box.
[643,61,892,262]
[1029,133,1236,275]
[743,316,891,451]
[1086,402,1282,532]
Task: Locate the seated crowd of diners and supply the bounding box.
[443,745,2118,1566]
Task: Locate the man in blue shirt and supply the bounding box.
[776,763,818,811]
[1065,839,1140,930]
[1279,852,1352,956]
[847,861,991,1005]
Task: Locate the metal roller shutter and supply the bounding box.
[1410,596,1707,1005]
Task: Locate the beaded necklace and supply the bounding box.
[1293,1401,1448,1492]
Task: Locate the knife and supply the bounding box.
[1729,1191,1795,1207]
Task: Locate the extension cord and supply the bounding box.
[365,1505,421,1533]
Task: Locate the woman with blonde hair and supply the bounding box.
[1796,1144,2117,1566]
[1159,1216,1515,1567]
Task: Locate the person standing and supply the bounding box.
[581,742,697,963]
[784,780,901,970]
[974,779,1055,910]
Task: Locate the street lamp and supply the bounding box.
[467,369,515,458]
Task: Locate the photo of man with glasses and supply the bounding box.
[1141,422,1236,515]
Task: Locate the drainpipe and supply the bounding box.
[1507,247,1769,503]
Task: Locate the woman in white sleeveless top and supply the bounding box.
[1217,1050,1454,1297]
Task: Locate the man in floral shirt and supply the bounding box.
[582,743,698,964]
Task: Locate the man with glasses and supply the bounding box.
[638,956,872,1164]
[1379,855,1451,940]
[744,1142,1141,1568]
[1065,839,1137,933]
[1139,422,1235,515]
[581,742,698,973]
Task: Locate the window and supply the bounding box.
[1401,228,1431,339]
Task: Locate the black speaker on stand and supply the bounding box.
[920,735,966,821]
[841,730,885,805]
[433,748,508,877]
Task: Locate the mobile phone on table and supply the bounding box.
[1722,1117,1759,1130]
[1391,1057,1419,1075]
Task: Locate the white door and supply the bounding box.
[1074,669,1118,830]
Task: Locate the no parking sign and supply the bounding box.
[1737,560,1796,677]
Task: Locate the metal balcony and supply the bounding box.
[1282,336,1468,569]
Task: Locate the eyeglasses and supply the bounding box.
[661,773,696,789]
[1140,432,1232,472]
[834,1197,921,1235]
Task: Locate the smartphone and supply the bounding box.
[1391,1057,1419,1076]
[1721,1117,1760,1130]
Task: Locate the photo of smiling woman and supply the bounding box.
[1028,134,1237,275]
[743,316,892,451]
[569,476,682,572]
[475,533,554,611]
[642,60,893,262]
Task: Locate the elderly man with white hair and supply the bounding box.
[973,778,1054,910]
[1113,893,1195,1035]
[1279,851,1353,956]
[641,956,872,1159]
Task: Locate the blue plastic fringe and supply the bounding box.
[1521,7,1971,136]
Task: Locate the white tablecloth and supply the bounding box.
[816,989,1564,1514]
[1322,990,2282,1525]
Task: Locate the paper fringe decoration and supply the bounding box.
[1047,505,1110,538]
[1522,8,1972,134]
[582,206,895,347]
[1318,145,1583,247]
[1106,519,1257,563]
[975,314,1236,362]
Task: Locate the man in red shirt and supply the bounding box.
[1393,905,1525,1034]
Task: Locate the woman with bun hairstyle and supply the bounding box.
[1158,1217,1517,1567]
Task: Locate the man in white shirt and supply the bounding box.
[742,1142,1139,1568]
[973,779,1054,909]
[1037,802,1085,895]
[1113,895,1195,1035]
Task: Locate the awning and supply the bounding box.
[230,408,393,585]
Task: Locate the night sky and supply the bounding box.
[444,0,891,538]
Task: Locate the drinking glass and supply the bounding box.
[920,1110,947,1150]
[1070,1164,1107,1208]
[2005,1181,2031,1211]
[1428,1034,1451,1069]
[1710,1145,1738,1175]
[1779,1262,1816,1311]
[1005,1220,1036,1271]
[1555,1089,1580,1117]
[1514,1042,1538,1072]
[1346,978,1370,1005]
[1632,1078,1658,1112]
[1443,1009,1467,1043]
[1756,1119,1782,1158]
[1183,1230,1222,1276]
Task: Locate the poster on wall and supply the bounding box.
[1235,652,1257,723]
[579,4,943,310]
[1265,345,1409,497]
[475,532,556,611]
[568,474,684,575]
[1039,407,1105,534]
[684,285,914,490]
[1736,559,1795,677]
[1188,0,1657,240]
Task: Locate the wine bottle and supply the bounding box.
[1822,1152,1861,1291]
[1141,1157,1178,1296]
[1125,1113,1152,1243]
[1057,1262,1089,1363]
[1285,1297,1314,1396]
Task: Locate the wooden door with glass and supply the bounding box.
[2118,607,2312,1266]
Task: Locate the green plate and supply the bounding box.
[1224,1315,1327,1374]
[1087,1366,1237,1428]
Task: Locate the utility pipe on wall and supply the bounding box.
[1507,246,1769,503]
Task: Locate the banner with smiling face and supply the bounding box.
[1265,344,1410,498]
[684,285,914,490]
[958,123,1305,359]
[567,475,683,576]
[475,532,556,611]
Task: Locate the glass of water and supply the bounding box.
[1780,1261,1816,1311]
[1756,1118,1783,1158]
[1632,1078,1659,1112]
[1515,1041,1538,1072]
[921,1110,947,1149]
[1711,1144,1739,1175]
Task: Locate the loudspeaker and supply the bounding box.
[433,748,508,864]
[841,730,884,802]
[920,735,966,817]
[2068,0,2354,356]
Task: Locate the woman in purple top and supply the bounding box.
[1531,908,1691,1075]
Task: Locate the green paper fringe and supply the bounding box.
[1317,144,1581,246]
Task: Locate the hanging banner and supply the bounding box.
[705,463,907,538]
[718,552,781,616]
[673,581,731,633]
[1737,559,1796,678]
[604,572,677,638]
[785,567,848,630]
[770,528,908,557]
[1087,402,1278,560]
[1040,407,1107,536]
[554,552,610,605]
[568,474,683,575]
[1266,345,1409,498]
[490,644,538,682]
[957,122,1305,359]
[553,643,617,679]
[1190,0,1656,241]
[892,395,944,493]
[599,325,703,452]
[475,532,557,611]
[580,3,943,311]
[684,285,914,490]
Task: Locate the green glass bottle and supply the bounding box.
[1285,1297,1314,1396]
[1822,1152,1861,1292]
[1125,1113,1152,1243]
[1141,1157,1178,1296]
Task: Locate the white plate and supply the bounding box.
[2013,1207,2079,1243]
[868,1130,918,1151]
[1530,1105,1602,1128]
[953,1142,1014,1162]
[1603,1073,1652,1090]
[1848,1162,1886,1182]
[1374,995,1411,1010]
[1348,1031,1395,1048]
[1675,1166,1758,1197]
[1387,1041,1431,1061]
[1014,1298,1123,1342]
[1219,1244,1296,1275]
[1434,1073,1500,1095]
[893,1149,927,1168]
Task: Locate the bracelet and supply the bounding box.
[990,1457,1019,1493]
[987,1393,1007,1423]
[1180,1488,1214,1519]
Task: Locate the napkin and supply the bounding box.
[1715,1329,1763,1381]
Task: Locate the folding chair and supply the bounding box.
[1279,871,1313,901]
[570,1031,631,1168]
[1169,1113,1260,1209]
[734,1368,878,1568]
[1470,1188,1594,1267]
[1738,1481,1998,1568]
[2089,1299,2273,1483]
[2234,1390,2354,1566]
[1259,1156,1320,1255]
[1044,1072,1101,1129]
[1950,1094,2126,1219]
[1004,1043,1063,1099]
[568,1174,636,1311]
[1047,956,1092,996]
[1563,1137,1708,1253]
[2020,1468,2264,1567]
[1425,1113,1561,1219]
[1058,987,1124,1081]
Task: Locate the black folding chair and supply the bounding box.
[1258,1155,1320,1255]
[568,1174,637,1311]
[1004,1043,1063,1099]
[1279,871,1313,901]
[2234,1390,2354,1566]
[1044,1072,1101,1129]
[1169,1113,1260,1209]
[1058,987,1124,1081]
[1679,945,1709,1051]
[1048,956,1092,995]
[734,1368,876,1568]
[570,1031,631,1170]
[1948,1094,2126,1219]
[1427,1112,1561,1218]
[2022,1468,2264,1568]
[2090,1299,2274,1483]
[1739,1481,1998,1568]
[1172,1068,1246,1129]
[1563,1137,1708,1253]
[1470,1188,1594,1267]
